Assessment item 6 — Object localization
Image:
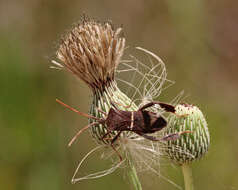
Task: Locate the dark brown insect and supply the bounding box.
[56,99,190,161]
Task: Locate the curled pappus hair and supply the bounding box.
[116,47,175,108]
[71,135,182,188]
[56,19,125,92]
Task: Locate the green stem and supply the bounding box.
[128,160,142,190]
[182,164,194,190]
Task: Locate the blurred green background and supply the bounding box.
[1,0,238,189]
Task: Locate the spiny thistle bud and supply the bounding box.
[163,104,210,165]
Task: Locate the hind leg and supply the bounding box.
[160,131,192,141]
[138,131,192,142]
[110,131,123,162]
[139,101,188,118]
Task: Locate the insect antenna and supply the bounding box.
[56,99,106,146]
[68,122,99,147]
[56,99,101,121]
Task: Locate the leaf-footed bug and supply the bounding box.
[56,99,191,161]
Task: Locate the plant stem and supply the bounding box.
[182,164,194,190]
[128,160,142,190]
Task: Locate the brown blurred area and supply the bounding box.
[0,0,238,190]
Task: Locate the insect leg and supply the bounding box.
[139,133,159,141]
[95,107,107,116]
[68,122,99,147]
[138,131,192,141]
[110,100,134,110]
[139,101,175,113]
[101,130,113,141]
[160,131,192,141]
[111,131,123,144]
[110,143,123,162]
[104,131,124,162]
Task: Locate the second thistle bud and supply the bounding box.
[164,104,210,165]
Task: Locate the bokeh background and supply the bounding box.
[1,0,238,190]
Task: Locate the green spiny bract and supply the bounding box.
[90,83,137,145]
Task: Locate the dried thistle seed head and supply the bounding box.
[57,20,125,92]
[163,104,210,165]
[55,18,134,146]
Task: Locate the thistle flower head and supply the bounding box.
[163,104,210,165]
[55,18,184,187]
[56,19,125,92]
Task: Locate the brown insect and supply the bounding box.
[56,99,190,161]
